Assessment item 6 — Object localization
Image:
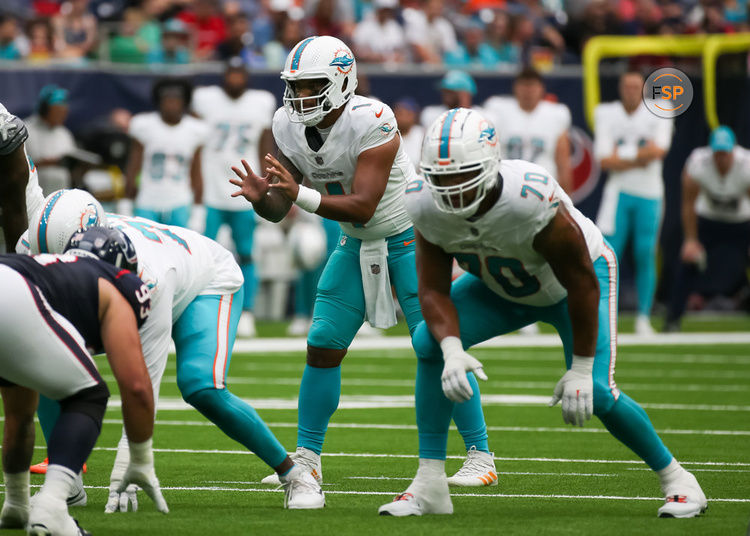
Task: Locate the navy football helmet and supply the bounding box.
[64,226,138,273]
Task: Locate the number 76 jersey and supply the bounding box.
[406,159,605,307]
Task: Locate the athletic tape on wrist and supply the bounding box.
[295,185,322,213]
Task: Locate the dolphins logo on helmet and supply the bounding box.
[329,49,355,74]
[477,122,497,146]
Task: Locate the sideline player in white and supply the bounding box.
[666,126,750,330]
[594,71,673,335]
[0,101,45,249]
[0,246,167,535]
[483,67,572,193]
[192,58,277,338]
[231,36,497,487]
[379,108,707,518]
[123,78,209,229]
[21,189,325,510]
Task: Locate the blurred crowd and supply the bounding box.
[0,0,748,69]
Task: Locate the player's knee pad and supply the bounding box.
[592,379,617,417]
[59,383,110,428]
[307,318,350,350]
[411,321,441,362]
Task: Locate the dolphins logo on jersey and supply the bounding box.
[330,49,354,74]
[477,121,497,146]
[379,123,394,134]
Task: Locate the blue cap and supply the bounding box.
[709,126,735,152]
[439,71,477,95]
[37,84,68,110]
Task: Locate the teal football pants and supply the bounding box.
[412,242,674,471]
[204,207,258,311]
[604,191,662,316]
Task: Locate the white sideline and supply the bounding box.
[221,332,750,354]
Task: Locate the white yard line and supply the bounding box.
[98,418,750,437]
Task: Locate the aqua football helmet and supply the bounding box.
[281,36,358,126]
[420,108,500,218]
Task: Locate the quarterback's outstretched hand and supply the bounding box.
[440,337,488,403]
[265,154,300,201]
[549,356,594,427]
[230,159,270,203]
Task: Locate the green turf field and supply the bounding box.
[13,339,750,535]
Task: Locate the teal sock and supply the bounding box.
[416,359,452,459]
[598,392,673,471]
[240,263,257,310]
[185,388,288,469]
[452,373,490,453]
[297,365,340,455]
[37,395,61,445]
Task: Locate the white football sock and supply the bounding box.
[38,465,77,502]
[656,458,687,486]
[3,471,29,507]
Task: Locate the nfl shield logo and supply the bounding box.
[315,156,324,165]
[370,264,380,275]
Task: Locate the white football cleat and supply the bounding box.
[237,311,257,338]
[635,315,656,336]
[378,472,453,516]
[281,467,325,509]
[28,496,90,536]
[0,501,28,529]
[658,471,707,518]
[447,447,498,487]
[287,316,312,337]
[31,473,87,508]
[261,447,322,485]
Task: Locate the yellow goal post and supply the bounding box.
[582,33,750,132]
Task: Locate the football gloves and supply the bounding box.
[440,337,488,403]
[549,355,594,427]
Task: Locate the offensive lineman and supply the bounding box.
[22,189,325,510]
[0,247,167,535]
[379,108,707,518]
[192,58,278,337]
[231,36,497,487]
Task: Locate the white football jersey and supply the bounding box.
[192,86,277,211]
[128,112,209,211]
[594,101,673,199]
[401,124,425,171]
[685,146,750,222]
[483,97,571,178]
[406,159,604,307]
[273,95,415,240]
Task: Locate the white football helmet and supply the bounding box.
[281,36,358,126]
[420,108,500,218]
[29,189,108,254]
[288,221,327,270]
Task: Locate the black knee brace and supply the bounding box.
[59,383,110,428]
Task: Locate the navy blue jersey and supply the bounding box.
[0,254,151,353]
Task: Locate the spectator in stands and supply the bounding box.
[216,13,265,67]
[52,0,98,60]
[24,85,77,195]
[404,0,459,64]
[594,71,673,335]
[0,14,24,60]
[178,0,227,60]
[562,0,622,58]
[263,15,305,68]
[352,0,409,64]
[307,0,355,41]
[444,19,502,69]
[485,10,521,65]
[665,126,750,331]
[107,7,160,64]
[147,17,191,64]
[393,97,424,169]
[420,70,478,129]
[26,17,55,61]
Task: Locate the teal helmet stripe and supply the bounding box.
[291,37,317,71]
[38,189,65,253]
[439,108,460,160]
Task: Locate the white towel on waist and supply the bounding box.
[359,237,397,329]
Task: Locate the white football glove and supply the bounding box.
[549,355,594,427]
[117,463,168,513]
[105,484,138,513]
[105,438,168,514]
[440,337,488,403]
